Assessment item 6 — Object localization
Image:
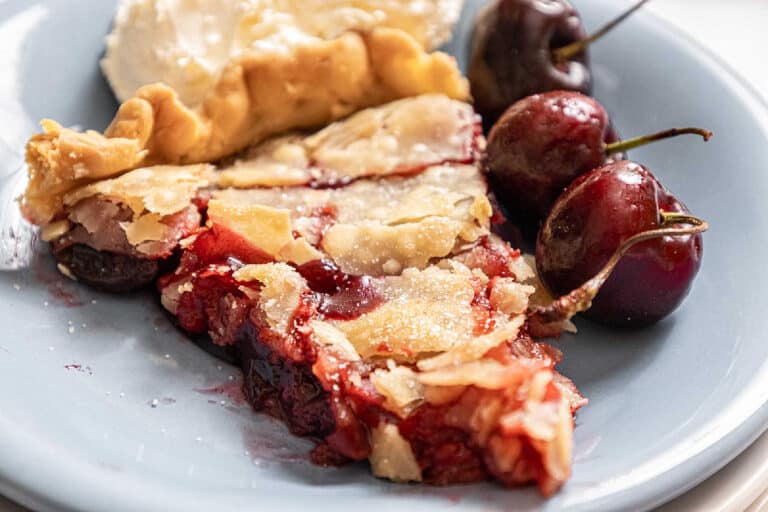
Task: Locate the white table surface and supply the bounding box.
[2,1,766,511]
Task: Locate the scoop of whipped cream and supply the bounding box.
[101,0,465,107]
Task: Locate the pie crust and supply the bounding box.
[22,29,468,225]
[102,0,465,106]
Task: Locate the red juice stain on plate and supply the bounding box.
[242,426,309,464]
[64,364,93,375]
[195,377,246,405]
[34,266,84,307]
[46,281,84,307]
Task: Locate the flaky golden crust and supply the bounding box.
[22,121,147,225]
[22,28,469,226]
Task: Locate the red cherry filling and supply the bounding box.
[296,260,384,321]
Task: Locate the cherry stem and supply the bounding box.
[529,211,709,326]
[553,0,652,64]
[604,128,713,156]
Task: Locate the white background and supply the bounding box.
[650,0,767,101]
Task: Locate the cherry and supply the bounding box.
[532,161,708,328]
[484,91,712,230]
[469,0,650,129]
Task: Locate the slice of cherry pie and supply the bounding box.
[24,94,585,496]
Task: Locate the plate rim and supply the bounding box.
[552,2,768,510]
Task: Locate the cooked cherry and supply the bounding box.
[296,260,383,321]
[469,0,650,128]
[485,91,712,230]
[534,161,708,327]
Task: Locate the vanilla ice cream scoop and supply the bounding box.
[101,0,465,107]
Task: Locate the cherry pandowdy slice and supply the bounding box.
[165,251,585,494]
[32,95,586,495]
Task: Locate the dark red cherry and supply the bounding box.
[469,0,650,129]
[485,91,609,227]
[485,91,712,230]
[534,161,708,327]
[469,0,590,129]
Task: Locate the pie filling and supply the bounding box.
[31,95,585,495]
[161,243,584,494]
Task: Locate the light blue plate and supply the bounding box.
[1,1,768,511]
